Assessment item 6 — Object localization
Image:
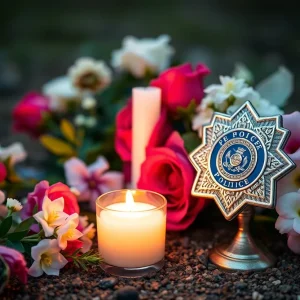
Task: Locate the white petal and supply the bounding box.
[48,197,65,213]
[39,218,55,237]
[28,261,43,277]
[49,252,68,269]
[42,264,59,276]
[276,192,300,218]
[31,239,55,260]
[204,84,223,94]
[275,217,293,234]
[293,218,300,234]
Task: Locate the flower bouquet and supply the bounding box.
[0,34,299,289]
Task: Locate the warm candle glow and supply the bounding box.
[126,190,135,211]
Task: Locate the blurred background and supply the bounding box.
[1,0,299,156]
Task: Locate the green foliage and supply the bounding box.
[14,217,35,232]
[65,249,103,271]
[5,240,25,253]
[182,132,202,154]
[0,216,12,238]
[6,230,29,242]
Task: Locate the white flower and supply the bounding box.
[251,98,283,117]
[0,142,27,165]
[56,213,83,250]
[85,116,97,128]
[43,76,79,111]
[33,196,68,237]
[6,198,22,212]
[205,76,254,109]
[28,239,68,277]
[275,190,300,235]
[68,57,112,93]
[74,114,86,127]
[192,107,214,138]
[82,97,96,110]
[111,35,174,78]
[79,216,96,253]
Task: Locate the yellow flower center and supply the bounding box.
[48,211,59,224]
[224,81,234,93]
[78,72,100,91]
[41,253,52,267]
[66,229,74,239]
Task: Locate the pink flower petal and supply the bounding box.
[293,217,300,234]
[28,260,43,277]
[88,156,109,178]
[288,234,300,254]
[64,158,89,186]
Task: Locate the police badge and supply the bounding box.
[189,101,295,270]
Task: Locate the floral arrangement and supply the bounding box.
[0,181,98,290]
[0,34,299,289]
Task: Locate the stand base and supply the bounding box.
[100,259,164,278]
[209,242,275,271]
[209,206,276,271]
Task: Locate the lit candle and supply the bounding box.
[96,189,166,276]
[131,87,161,187]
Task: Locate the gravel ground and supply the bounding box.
[2,209,300,300]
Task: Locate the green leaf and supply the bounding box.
[60,119,76,144]
[176,99,197,119]
[14,217,35,232]
[40,135,76,157]
[254,215,276,223]
[6,240,25,253]
[182,132,202,154]
[0,216,13,237]
[7,230,29,241]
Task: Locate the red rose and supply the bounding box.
[0,162,7,183]
[150,63,210,113]
[21,181,80,232]
[12,92,50,137]
[0,246,28,284]
[138,132,206,231]
[115,99,132,162]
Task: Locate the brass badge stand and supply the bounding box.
[189,102,295,271]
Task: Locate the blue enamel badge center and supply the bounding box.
[210,129,267,191]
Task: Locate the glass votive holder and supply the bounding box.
[96,189,167,278]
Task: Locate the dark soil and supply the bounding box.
[2,207,300,300]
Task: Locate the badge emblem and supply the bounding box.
[189,101,295,220]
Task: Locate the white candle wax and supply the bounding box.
[97,202,166,268]
[131,87,161,188]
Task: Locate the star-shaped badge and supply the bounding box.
[189,101,295,220]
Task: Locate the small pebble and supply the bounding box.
[272,280,281,285]
[252,291,263,300]
[115,286,139,300]
[99,277,118,289]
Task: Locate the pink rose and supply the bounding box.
[137,132,206,231]
[0,162,7,183]
[277,112,300,197]
[22,181,80,231]
[150,63,210,113]
[283,111,300,155]
[12,92,50,137]
[0,246,28,284]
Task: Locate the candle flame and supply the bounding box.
[126,190,135,211]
